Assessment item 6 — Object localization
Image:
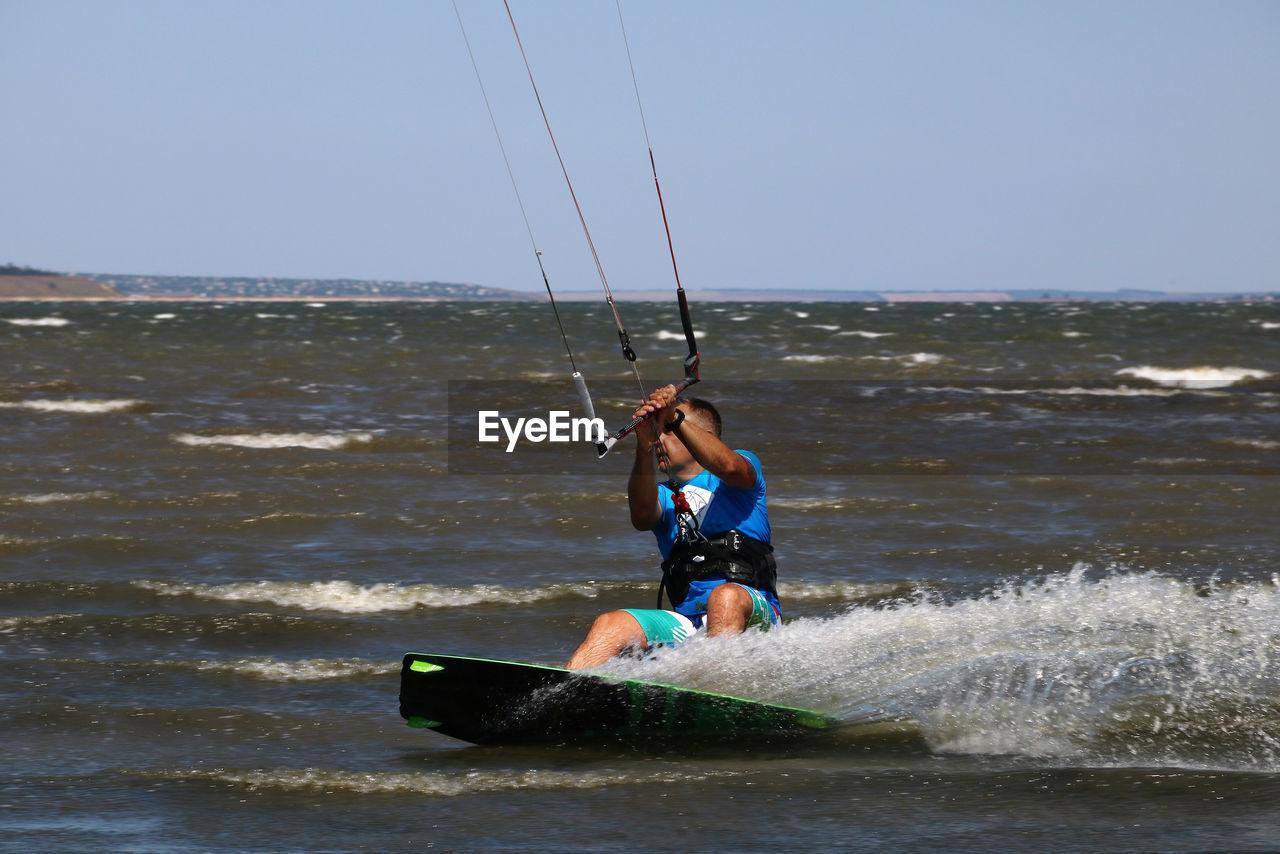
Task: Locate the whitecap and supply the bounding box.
[781,354,841,363]
[4,317,70,327]
[865,352,944,365]
[769,497,852,510]
[172,431,375,450]
[778,580,912,601]
[654,329,705,341]
[193,656,394,681]
[0,398,142,413]
[1115,365,1271,388]
[1218,437,1280,451]
[837,330,893,338]
[1133,456,1211,467]
[0,614,73,631]
[132,579,629,613]
[7,491,111,505]
[973,385,1189,398]
[152,766,746,797]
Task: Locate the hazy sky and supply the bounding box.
[2,1,1276,293]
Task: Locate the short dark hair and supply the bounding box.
[676,396,722,437]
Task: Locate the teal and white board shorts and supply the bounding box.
[622,583,781,646]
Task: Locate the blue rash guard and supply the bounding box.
[651,449,780,620]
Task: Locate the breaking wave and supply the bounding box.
[0,398,142,413]
[173,431,375,450]
[3,491,112,505]
[149,765,746,797]
[1116,365,1271,388]
[4,316,71,327]
[133,579,634,613]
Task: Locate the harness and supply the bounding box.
[656,483,777,609]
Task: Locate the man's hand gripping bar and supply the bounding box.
[596,289,700,458]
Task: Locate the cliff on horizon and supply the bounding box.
[0,266,122,298]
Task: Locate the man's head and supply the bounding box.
[655,395,723,477]
[673,396,722,436]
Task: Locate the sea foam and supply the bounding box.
[6,491,111,505]
[4,316,70,327]
[0,398,142,413]
[133,579,630,613]
[1116,365,1271,388]
[860,352,945,366]
[151,766,745,797]
[173,431,374,450]
[192,656,394,681]
[782,354,842,363]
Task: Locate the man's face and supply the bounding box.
[656,405,706,472]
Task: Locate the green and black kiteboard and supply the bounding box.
[399,652,837,745]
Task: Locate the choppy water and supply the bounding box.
[2,298,1279,852]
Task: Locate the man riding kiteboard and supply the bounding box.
[567,384,779,669]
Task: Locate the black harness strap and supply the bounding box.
[657,528,777,610]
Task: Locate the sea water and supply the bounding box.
[2,299,1279,852]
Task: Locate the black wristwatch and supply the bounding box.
[664,409,685,431]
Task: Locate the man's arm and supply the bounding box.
[634,384,757,491]
[627,413,663,531]
[672,414,756,490]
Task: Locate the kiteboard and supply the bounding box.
[399,652,837,745]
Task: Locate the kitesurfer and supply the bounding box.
[567,384,779,669]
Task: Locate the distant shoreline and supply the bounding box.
[0,272,1275,303]
[3,291,1277,304]
[0,295,458,303]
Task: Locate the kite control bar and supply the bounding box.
[596,288,700,458]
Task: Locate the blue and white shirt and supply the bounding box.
[650,449,775,617]
[652,449,770,558]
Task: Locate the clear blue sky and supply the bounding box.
[2,1,1276,293]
